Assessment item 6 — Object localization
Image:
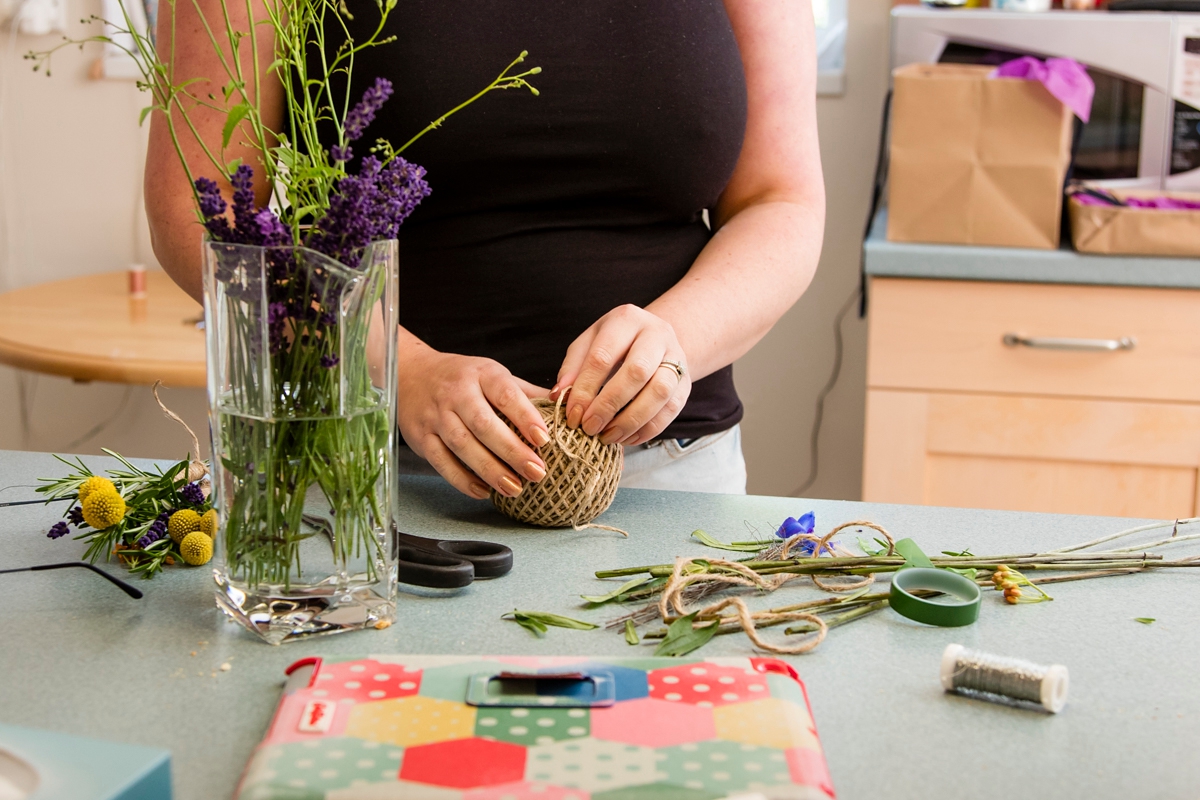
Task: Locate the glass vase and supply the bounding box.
[202,239,398,644]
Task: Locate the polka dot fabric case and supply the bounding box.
[236,655,836,800]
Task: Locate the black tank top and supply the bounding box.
[328,0,748,438]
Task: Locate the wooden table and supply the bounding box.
[0,270,205,387]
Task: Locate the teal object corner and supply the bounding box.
[0,723,171,800]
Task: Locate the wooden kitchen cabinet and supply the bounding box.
[863,277,1200,518]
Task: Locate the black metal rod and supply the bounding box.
[0,497,73,508]
[0,561,143,599]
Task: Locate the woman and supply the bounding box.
[146,1,824,499]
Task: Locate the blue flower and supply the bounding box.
[47,521,70,539]
[775,512,815,539]
[776,511,829,556]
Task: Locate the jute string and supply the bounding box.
[152,381,209,490]
[653,520,898,655]
[492,390,627,536]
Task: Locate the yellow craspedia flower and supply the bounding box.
[81,490,126,529]
[179,532,213,566]
[78,476,116,504]
[168,509,202,544]
[198,508,219,538]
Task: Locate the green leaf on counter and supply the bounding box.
[503,610,598,637]
[942,548,974,557]
[945,567,978,579]
[654,612,719,658]
[1134,617,1156,625]
[857,537,886,556]
[624,619,639,645]
[691,529,768,552]
[894,538,934,569]
[581,576,651,605]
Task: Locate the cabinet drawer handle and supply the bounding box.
[1002,333,1136,352]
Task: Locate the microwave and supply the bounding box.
[891,6,1200,190]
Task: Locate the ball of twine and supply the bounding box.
[491,393,627,535]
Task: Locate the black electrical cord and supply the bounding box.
[791,89,893,497]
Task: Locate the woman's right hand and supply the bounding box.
[397,336,551,500]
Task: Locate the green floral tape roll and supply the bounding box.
[889,567,981,627]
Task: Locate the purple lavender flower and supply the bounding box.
[344,78,393,142]
[305,156,430,267]
[230,164,257,236]
[253,208,289,247]
[47,521,69,539]
[180,482,205,505]
[320,354,340,368]
[195,177,227,218]
[331,144,352,163]
[137,518,168,549]
[67,505,84,526]
[193,166,288,249]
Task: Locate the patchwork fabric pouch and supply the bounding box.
[236,655,835,800]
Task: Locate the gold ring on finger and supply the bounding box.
[658,359,685,380]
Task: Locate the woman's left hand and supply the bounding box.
[552,304,692,447]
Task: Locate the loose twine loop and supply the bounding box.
[655,520,897,655]
[492,389,628,536]
[152,381,210,494]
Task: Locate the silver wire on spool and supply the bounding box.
[940,644,1069,713]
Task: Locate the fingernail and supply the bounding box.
[549,383,560,399]
[470,482,491,499]
[600,427,623,446]
[582,415,604,437]
[499,475,523,497]
[566,404,583,429]
[526,461,546,482]
[529,427,550,448]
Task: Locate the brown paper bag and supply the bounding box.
[887,63,1074,249]
[1068,189,1200,257]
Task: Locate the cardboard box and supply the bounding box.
[887,63,1075,249]
[1068,189,1200,257]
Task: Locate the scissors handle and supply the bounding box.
[434,538,514,579]
[396,545,477,589]
[393,530,514,588]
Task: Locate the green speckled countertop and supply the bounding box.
[1,450,1197,799]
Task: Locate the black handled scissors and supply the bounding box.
[393,528,513,589]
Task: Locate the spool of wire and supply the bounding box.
[940,644,1069,713]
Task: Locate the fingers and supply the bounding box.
[583,335,671,439]
[623,380,692,447]
[562,306,643,431]
[483,373,551,450]
[396,348,550,501]
[438,407,537,499]
[420,435,493,500]
[600,366,687,445]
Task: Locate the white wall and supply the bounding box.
[738,0,892,500]
[0,0,894,502]
[0,4,210,460]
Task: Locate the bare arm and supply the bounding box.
[556,0,826,445]
[144,0,282,301]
